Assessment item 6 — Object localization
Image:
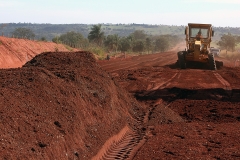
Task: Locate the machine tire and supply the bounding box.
[177,51,186,69]
[208,53,217,70]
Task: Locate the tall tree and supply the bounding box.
[145,37,152,54]
[119,37,131,52]
[155,36,169,52]
[235,35,240,44]
[217,33,236,53]
[12,28,35,40]
[88,25,104,46]
[132,40,145,53]
[56,31,87,48]
[0,23,7,36]
[104,34,120,52]
[131,30,146,40]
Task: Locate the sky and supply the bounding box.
[1,0,240,27]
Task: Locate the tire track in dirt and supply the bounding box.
[92,105,154,160]
[96,52,181,159]
[144,71,180,97]
[213,71,232,95]
[151,72,180,90]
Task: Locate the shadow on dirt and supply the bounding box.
[166,61,224,70]
[135,87,240,123]
[134,87,240,103]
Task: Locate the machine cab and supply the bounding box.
[185,23,214,52]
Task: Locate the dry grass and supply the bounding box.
[219,49,240,60]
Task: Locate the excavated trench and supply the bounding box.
[135,87,239,102]
[135,87,240,124]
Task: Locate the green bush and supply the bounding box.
[87,46,106,59]
[40,37,47,42]
[64,45,73,51]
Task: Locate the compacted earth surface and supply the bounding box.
[0,37,239,160]
[98,51,240,159]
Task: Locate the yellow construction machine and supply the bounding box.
[178,23,219,70]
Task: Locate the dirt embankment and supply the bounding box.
[0,51,145,159]
[0,36,78,69]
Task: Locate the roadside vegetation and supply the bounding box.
[12,27,35,40]
[217,33,240,60]
[3,23,240,60]
[51,25,182,59]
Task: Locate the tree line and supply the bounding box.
[51,25,181,54]
[8,25,240,57]
[2,23,240,42]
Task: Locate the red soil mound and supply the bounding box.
[0,51,144,159]
[0,36,78,68]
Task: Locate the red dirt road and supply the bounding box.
[98,51,240,159]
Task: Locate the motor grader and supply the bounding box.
[178,23,219,70]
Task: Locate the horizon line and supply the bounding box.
[1,22,239,28]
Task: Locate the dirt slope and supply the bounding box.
[0,51,145,159]
[0,36,77,68]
